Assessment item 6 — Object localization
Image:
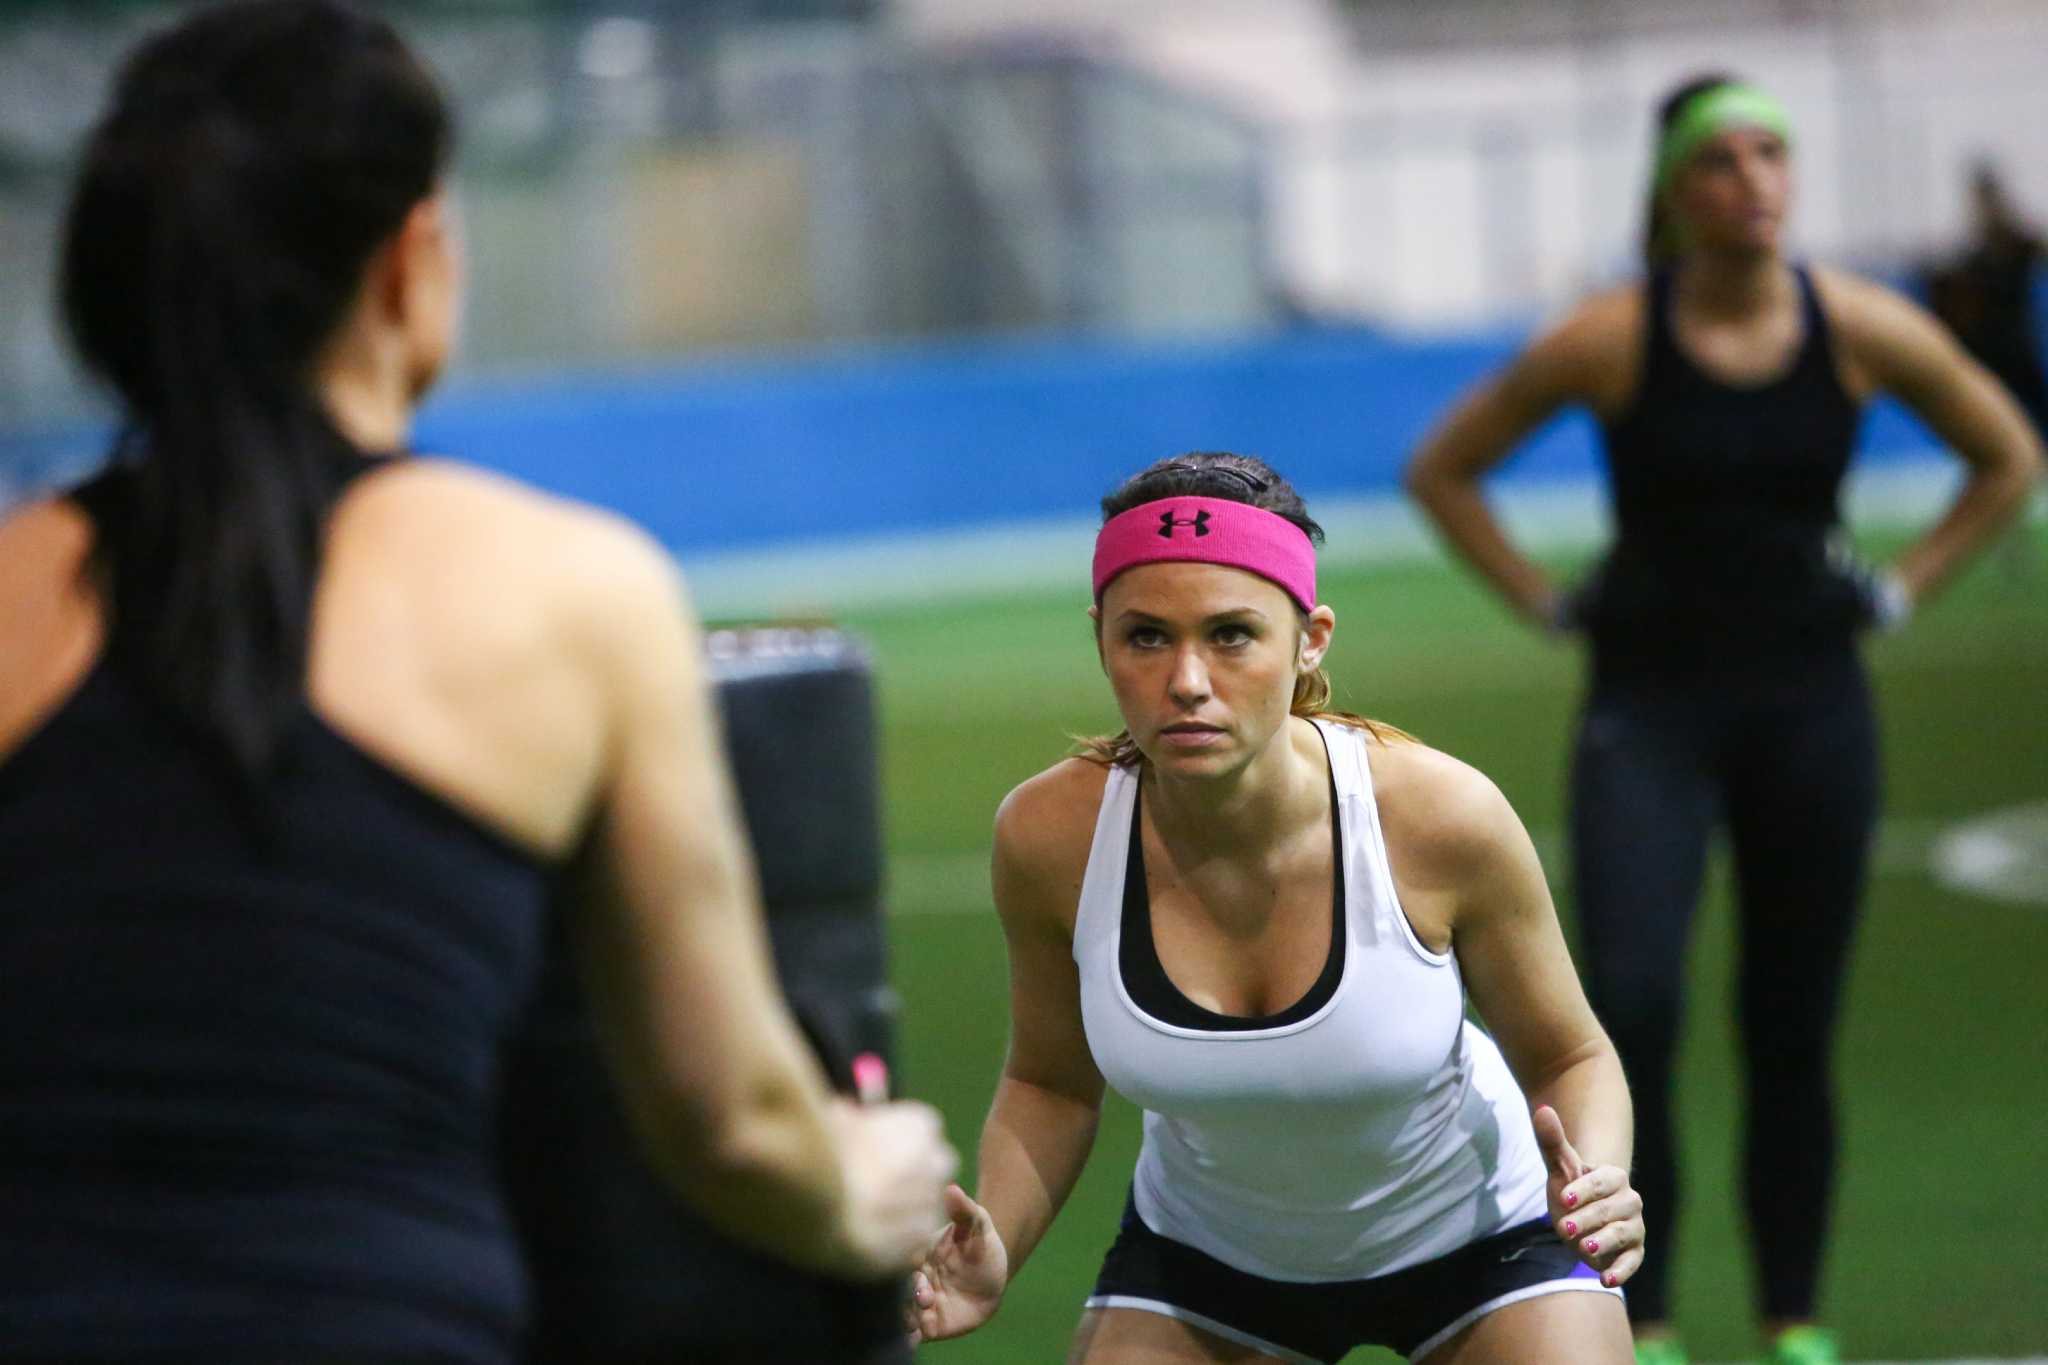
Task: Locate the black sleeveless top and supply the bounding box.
[1591,266,1866,665]
[0,461,553,1362]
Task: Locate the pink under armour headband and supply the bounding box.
[1092,496,1318,613]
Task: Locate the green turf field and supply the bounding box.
[843,527,2048,1364]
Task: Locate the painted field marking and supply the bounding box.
[1929,802,2048,907]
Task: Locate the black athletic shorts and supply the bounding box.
[1086,1191,1620,1363]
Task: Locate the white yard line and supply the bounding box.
[1928,802,2048,906]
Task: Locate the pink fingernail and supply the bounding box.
[1564,1220,1578,1237]
[1603,1273,1616,1288]
[1564,1191,1579,1207]
[1584,1240,1599,1254]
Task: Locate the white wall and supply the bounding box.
[892,0,2048,329]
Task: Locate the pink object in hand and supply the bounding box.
[852,1052,889,1104]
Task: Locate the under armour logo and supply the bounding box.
[1157,508,1212,538]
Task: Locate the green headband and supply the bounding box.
[1655,84,1793,190]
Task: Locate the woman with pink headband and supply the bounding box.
[906,452,1640,1363]
[1407,76,2041,1365]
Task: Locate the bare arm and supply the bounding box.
[1405,291,1637,626]
[571,527,950,1280]
[1829,271,2046,605]
[977,779,1108,1275]
[1398,751,1640,1285]
[1447,777,1631,1179]
[908,767,1108,1343]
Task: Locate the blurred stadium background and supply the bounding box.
[2,1,2043,1361]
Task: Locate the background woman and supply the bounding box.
[1404,76,2043,1365]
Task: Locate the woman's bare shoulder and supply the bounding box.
[1807,261,1892,310]
[1808,263,1961,354]
[1809,264,1973,400]
[991,756,1113,932]
[342,457,657,564]
[0,494,94,569]
[0,496,102,753]
[1543,283,1645,356]
[329,456,688,632]
[995,757,1113,870]
[1517,283,1647,416]
[1365,735,1527,892]
[312,457,695,856]
[1569,280,1647,330]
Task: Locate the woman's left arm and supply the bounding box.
[1430,761,1639,1287]
[1828,271,2046,608]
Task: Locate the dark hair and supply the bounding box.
[1097,450,1327,546]
[1078,452,1411,768]
[1642,73,1735,271]
[60,0,452,785]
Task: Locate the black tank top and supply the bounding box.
[0,462,553,1362]
[1591,266,1866,664]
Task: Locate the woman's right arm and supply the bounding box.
[568,523,953,1281]
[1404,291,1635,627]
[909,769,1108,1343]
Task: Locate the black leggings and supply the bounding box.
[1570,648,1878,1325]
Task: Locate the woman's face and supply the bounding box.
[1670,124,1792,257]
[1095,561,1333,779]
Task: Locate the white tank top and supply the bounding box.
[1074,718,1548,1283]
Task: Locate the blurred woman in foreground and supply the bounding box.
[0,3,952,1359]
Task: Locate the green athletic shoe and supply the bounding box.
[1763,1325,1841,1365]
[1633,1338,1689,1365]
